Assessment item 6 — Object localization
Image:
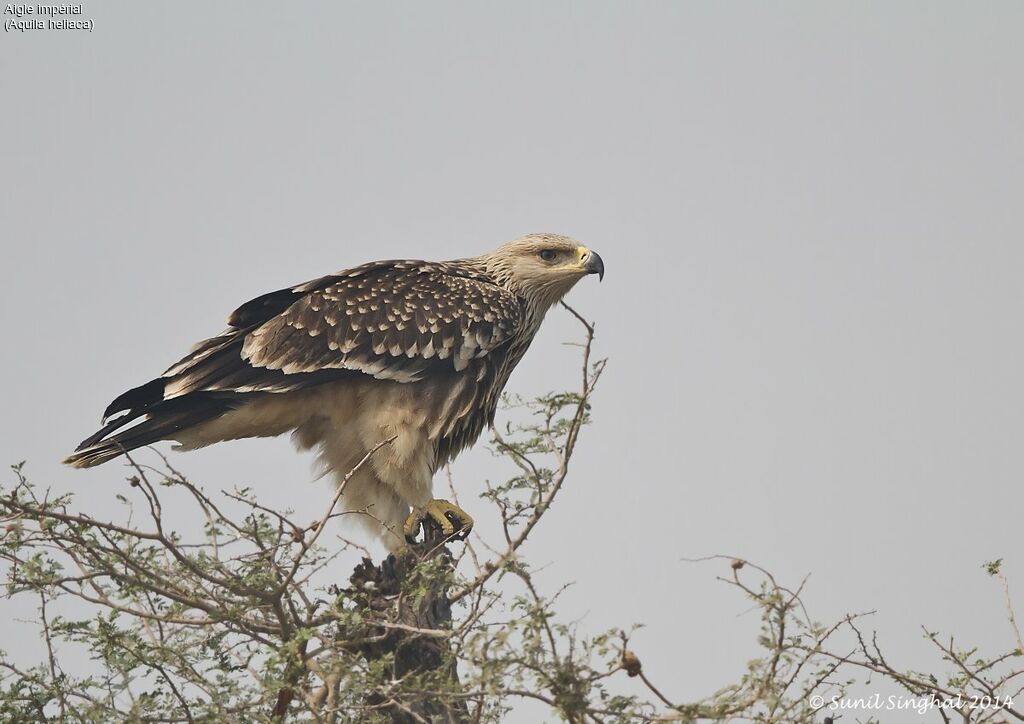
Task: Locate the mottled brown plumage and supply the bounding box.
[65,233,604,548]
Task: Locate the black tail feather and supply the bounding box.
[77,409,149,451]
[64,394,236,469]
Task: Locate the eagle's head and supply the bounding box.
[483,233,604,311]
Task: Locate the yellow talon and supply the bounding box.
[403,499,474,543]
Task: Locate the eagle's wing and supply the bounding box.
[159,261,523,401]
[65,261,523,468]
[247,262,521,378]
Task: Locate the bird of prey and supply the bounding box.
[65,234,604,550]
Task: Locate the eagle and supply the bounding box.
[65,234,604,550]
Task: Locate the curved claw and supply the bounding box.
[404,499,474,543]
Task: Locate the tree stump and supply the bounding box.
[348,520,468,723]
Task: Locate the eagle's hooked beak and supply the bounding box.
[579,248,605,281]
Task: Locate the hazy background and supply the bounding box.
[2,2,1022,720]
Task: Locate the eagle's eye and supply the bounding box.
[538,249,558,262]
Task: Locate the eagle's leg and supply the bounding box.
[403,499,474,543]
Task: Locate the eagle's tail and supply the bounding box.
[63,379,236,468]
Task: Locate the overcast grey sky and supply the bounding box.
[2,2,1023,720]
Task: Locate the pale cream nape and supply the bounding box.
[173,378,436,551]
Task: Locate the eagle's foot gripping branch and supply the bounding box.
[404,499,473,543]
